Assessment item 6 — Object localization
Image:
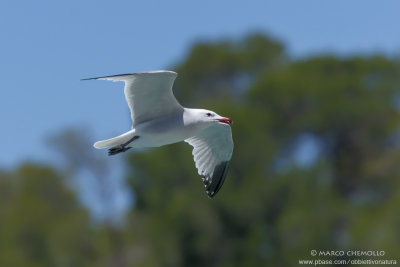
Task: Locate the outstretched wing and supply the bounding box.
[185,123,233,198]
[83,70,182,125]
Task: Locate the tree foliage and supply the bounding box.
[125,35,400,266]
[0,165,101,266]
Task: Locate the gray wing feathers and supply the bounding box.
[83,71,182,125]
[185,124,233,198]
[123,72,181,124]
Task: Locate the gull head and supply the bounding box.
[192,109,233,126]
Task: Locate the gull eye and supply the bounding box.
[206,113,213,117]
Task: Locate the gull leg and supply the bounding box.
[108,136,139,156]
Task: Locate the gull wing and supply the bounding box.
[83,70,182,125]
[185,123,233,198]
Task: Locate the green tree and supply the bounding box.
[0,164,101,266]
[123,35,400,266]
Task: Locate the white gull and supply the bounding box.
[83,70,234,198]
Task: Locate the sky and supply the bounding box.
[1,0,399,168]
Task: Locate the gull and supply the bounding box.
[83,70,234,198]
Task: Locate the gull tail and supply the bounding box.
[94,130,135,149]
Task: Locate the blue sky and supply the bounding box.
[1,0,399,168]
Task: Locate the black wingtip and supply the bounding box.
[81,70,177,81]
[80,73,132,81]
[81,77,99,81]
[204,161,230,198]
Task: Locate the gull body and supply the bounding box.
[103,108,224,148]
[83,70,233,198]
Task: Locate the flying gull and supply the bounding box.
[83,70,234,198]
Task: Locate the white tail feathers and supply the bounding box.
[93,130,135,149]
[94,139,117,149]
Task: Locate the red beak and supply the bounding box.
[217,117,233,125]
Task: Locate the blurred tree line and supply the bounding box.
[1,33,400,266]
